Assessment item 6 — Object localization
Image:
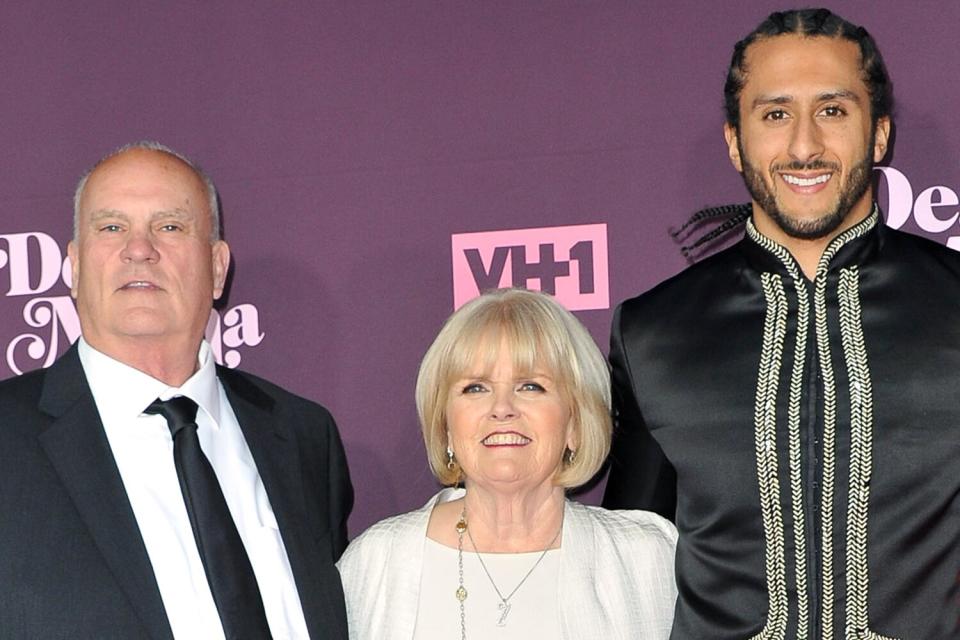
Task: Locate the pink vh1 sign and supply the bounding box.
[451,223,609,311]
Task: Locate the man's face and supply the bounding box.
[68,149,230,358]
[724,34,890,241]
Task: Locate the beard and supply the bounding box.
[738,138,874,241]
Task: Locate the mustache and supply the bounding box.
[773,159,840,172]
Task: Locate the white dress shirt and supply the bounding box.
[79,338,310,640]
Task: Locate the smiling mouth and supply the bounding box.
[119,281,161,291]
[781,173,832,187]
[481,432,531,446]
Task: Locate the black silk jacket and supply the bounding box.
[603,208,960,639]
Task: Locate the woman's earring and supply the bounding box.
[564,447,577,466]
[446,445,456,470]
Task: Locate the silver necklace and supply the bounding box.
[455,507,562,634]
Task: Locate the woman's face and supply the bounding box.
[445,344,574,495]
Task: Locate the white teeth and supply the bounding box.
[782,173,830,186]
[482,433,531,446]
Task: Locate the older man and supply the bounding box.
[0,142,352,639]
[603,8,960,640]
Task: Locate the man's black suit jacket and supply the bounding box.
[0,344,353,639]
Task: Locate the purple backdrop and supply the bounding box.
[1,1,958,535]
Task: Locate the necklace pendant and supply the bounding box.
[497,601,512,626]
[456,586,467,602]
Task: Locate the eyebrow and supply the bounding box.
[151,208,194,222]
[86,208,193,223]
[87,209,128,223]
[816,89,861,104]
[751,89,863,110]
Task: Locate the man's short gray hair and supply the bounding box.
[72,140,221,242]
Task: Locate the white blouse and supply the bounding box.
[413,538,562,639]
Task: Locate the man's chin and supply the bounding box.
[778,219,845,241]
[110,312,176,340]
[766,206,847,241]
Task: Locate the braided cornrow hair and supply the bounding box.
[671,203,752,260]
[725,9,892,131]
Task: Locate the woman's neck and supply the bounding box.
[462,483,565,553]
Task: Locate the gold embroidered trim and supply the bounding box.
[745,207,896,638]
[838,267,898,640]
[750,272,790,639]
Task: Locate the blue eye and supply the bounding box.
[519,382,546,392]
[461,383,486,394]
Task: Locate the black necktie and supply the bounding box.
[145,396,273,639]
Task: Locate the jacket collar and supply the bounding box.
[215,366,347,639]
[740,204,884,280]
[37,344,175,640]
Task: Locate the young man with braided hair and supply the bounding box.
[603,8,960,639]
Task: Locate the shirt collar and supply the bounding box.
[78,338,222,428]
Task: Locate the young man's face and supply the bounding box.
[724,34,890,241]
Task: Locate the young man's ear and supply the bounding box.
[873,116,891,163]
[724,123,743,173]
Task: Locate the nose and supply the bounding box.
[787,114,825,164]
[489,387,518,421]
[120,231,160,263]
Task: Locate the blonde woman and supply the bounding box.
[337,288,676,639]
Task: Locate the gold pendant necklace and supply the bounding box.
[455,507,562,636]
[455,513,468,640]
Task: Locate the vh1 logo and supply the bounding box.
[451,223,609,310]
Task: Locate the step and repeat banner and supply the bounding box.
[1,1,958,534]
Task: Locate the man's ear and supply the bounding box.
[67,240,79,299]
[873,116,891,163]
[211,240,231,300]
[724,122,743,173]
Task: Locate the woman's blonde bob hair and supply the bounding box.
[415,287,611,488]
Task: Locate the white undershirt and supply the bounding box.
[413,538,562,639]
[79,338,310,640]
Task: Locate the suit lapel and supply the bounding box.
[219,368,345,640]
[37,346,173,640]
